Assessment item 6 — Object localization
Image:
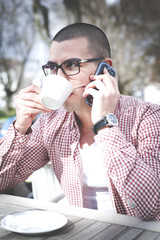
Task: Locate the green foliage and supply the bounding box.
[0,108,16,119]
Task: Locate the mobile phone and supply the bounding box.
[85,61,116,107]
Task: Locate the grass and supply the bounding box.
[0,108,16,119]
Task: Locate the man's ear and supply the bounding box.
[104,58,113,66]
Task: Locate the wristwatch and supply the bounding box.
[92,113,118,134]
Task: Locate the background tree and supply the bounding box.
[33,0,50,44]
[63,0,160,95]
[0,0,160,112]
[0,0,35,111]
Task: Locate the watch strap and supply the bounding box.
[92,113,118,134]
[92,117,109,134]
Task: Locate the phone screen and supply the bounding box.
[85,61,116,107]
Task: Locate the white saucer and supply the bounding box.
[1,210,67,235]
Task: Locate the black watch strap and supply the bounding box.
[92,117,109,135]
[92,113,118,134]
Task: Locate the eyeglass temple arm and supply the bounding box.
[80,57,105,63]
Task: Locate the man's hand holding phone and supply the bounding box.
[83,62,120,124]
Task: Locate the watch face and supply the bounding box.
[106,113,118,126]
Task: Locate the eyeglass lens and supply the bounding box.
[44,61,80,76]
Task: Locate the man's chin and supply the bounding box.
[63,102,74,112]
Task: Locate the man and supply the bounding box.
[0,23,160,220]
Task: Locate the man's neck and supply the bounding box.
[75,110,95,148]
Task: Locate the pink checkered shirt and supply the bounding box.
[0,95,160,220]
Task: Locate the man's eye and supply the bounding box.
[65,61,78,69]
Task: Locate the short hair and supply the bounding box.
[52,23,111,58]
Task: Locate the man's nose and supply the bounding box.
[57,67,66,78]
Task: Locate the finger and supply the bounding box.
[18,105,49,116]
[19,85,42,95]
[102,68,119,90]
[83,80,102,98]
[84,80,97,91]
[17,90,48,109]
[18,92,41,103]
[103,67,113,76]
[84,79,113,94]
[90,71,119,94]
[15,96,52,112]
[83,87,99,98]
[90,68,116,83]
[83,80,120,107]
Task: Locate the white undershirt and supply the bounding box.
[79,142,114,212]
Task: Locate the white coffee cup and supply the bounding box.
[41,75,73,110]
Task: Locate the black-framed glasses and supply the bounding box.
[42,57,105,76]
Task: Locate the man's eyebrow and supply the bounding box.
[47,58,82,66]
[63,58,81,62]
[47,61,57,65]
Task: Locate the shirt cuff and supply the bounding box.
[94,126,129,151]
[4,121,32,148]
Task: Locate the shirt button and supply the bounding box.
[126,198,136,208]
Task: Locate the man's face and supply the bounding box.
[49,37,97,112]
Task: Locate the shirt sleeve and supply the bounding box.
[0,117,49,192]
[95,104,160,220]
